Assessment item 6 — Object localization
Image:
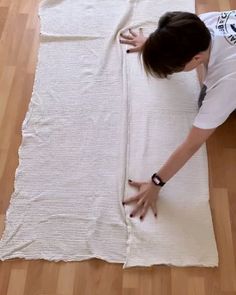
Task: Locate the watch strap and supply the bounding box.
[151,173,166,187]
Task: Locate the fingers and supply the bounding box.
[139,201,150,220]
[119,38,135,45]
[139,27,144,36]
[124,198,158,221]
[120,28,142,40]
[151,201,158,218]
[126,47,140,53]
[129,28,137,37]
[137,200,157,221]
[130,198,145,217]
[128,179,142,189]
[123,191,145,205]
[120,32,133,40]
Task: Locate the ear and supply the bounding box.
[193,53,204,61]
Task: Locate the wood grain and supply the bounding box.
[0,0,236,294]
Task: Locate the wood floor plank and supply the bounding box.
[0,214,5,237]
[0,6,9,40]
[0,261,13,295]
[0,66,15,125]
[188,276,205,295]
[218,0,232,10]
[212,188,236,292]
[7,268,27,295]
[56,262,76,295]
[123,268,140,289]
[138,269,152,295]
[40,262,59,294]
[171,268,188,295]
[151,266,171,295]
[24,260,44,295]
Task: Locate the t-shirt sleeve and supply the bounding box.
[193,80,236,129]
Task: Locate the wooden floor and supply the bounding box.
[0,0,236,294]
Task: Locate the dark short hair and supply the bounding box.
[139,11,211,78]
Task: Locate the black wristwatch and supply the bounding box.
[151,173,166,187]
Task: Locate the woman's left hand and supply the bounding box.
[123,179,161,221]
[119,28,147,53]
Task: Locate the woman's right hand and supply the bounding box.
[119,28,147,53]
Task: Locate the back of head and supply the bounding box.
[139,11,211,78]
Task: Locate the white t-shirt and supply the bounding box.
[193,10,236,129]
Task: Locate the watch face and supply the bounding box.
[154,176,160,184]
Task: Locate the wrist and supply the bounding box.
[149,180,161,191]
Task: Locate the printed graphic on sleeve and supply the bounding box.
[216,10,236,45]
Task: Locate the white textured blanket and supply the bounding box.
[0,0,218,267]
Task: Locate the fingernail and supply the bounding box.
[128,179,132,182]
[126,50,130,53]
[130,214,133,218]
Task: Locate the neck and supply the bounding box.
[202,42,212,68]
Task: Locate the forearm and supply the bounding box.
[156,141,202,183]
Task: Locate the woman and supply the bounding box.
[119,11,236,220]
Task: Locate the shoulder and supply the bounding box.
[198,11,221,23]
